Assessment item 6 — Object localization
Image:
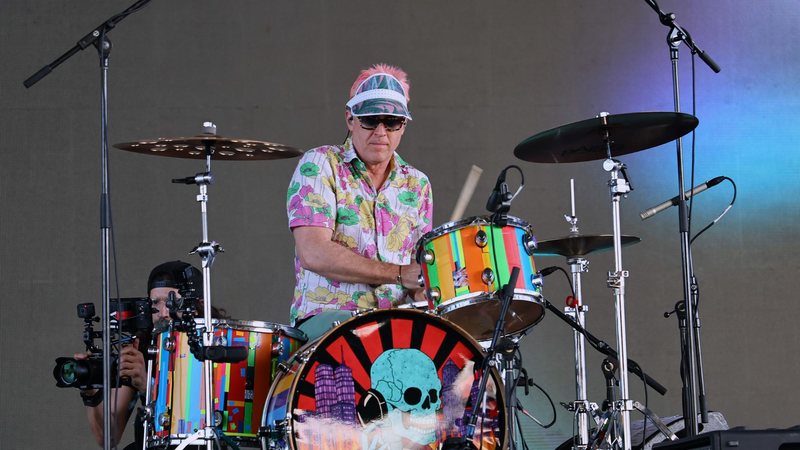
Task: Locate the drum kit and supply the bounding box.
[111,110,698,450]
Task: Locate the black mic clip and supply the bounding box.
[516,367,533,396]
[172,172,214,186]
[486,169,512,215]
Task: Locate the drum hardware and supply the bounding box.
[515,110,697,449]
[533,178,642,450]
[587,375,678,450]
[129,122,223,449]
[538,292,674,449]
[481,268,495,285]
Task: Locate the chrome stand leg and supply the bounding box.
[603,155,632,450]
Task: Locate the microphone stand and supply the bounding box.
[23,3,154,450]
[445,267,521,450]
[541,297,667,397]
[641,0,720,436]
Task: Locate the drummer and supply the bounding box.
[78,261,223,449]
[287,63,433,340]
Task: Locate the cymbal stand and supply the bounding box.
[562,179,591,450]
[600,112,633,450]
[172,122,224,450]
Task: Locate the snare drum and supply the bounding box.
[416,216,544,341]
[148,319,307,448]
[261,308,506,450]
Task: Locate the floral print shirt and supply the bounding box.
[286,138,433,324]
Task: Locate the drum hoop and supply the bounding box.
[437,290,542,313]
[265,307,509,450]
[415,215,533,262]
[189,318,308,342]
[422,215,532,241]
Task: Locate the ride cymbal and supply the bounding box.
[534,234,641,258]
[514,112,698,163]
[114,134,302,161]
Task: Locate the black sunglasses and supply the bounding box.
[357,115,406,132]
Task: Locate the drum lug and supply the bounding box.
[531,273,543,287]
[481,268,495,285]
[164,337,175,352]
[475,229,488,248]
[523,233,538,255]
[271,341,284,357]
[142,404,154,421]
[423,249,435,265]
[158,411,171,427]
[426,288,441,302]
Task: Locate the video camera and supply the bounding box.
[53,298,153,390]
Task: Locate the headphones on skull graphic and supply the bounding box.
[356,388,388,426]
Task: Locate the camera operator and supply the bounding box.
[76,260,224,449]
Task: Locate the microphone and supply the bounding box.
[502,267,520,300]
[486,169,509,213]
[639,176,725,220]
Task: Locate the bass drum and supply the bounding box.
[261,308,507,450]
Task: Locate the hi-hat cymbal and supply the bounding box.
[114,134,303,161]
[534,234,641,258]
[514,112,698,163]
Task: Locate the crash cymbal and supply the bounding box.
[514,112,698,163]
[534,234,641,257]
[114,134,303,161]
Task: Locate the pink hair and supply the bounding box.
[349,63,411,102]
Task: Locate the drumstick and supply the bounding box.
[449,165,483,222]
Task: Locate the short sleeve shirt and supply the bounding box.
[286,138,433,324]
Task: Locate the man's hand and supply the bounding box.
[118,338,146,392]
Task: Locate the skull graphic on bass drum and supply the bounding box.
[358,348,442,446]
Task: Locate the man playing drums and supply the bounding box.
[287,63,433,340]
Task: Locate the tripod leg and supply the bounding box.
[631,401,678,443]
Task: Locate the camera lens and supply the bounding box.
[53,357,93,388]
[59,360,79,384]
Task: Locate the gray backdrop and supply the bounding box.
[2,1,799,449]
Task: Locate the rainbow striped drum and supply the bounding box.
[416,216,544,341]
[147,319,306,448]
[260,308,506,450]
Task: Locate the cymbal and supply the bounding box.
[514,112,698,163]
[534,234,641,258]
[114,135,303,161]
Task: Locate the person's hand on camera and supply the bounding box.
[72,352,99,398]
[118,338,146,393]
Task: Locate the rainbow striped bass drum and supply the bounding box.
[416,216,545,341]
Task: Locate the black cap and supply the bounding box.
[147,261,202,293]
